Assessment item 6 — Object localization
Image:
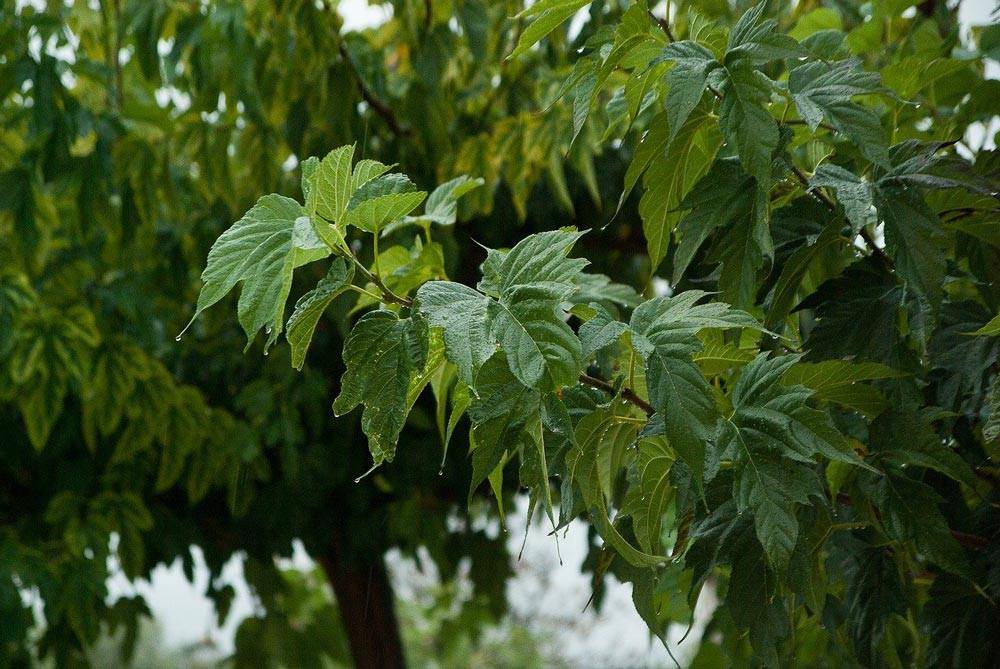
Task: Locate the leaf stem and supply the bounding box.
[347,254,413,308]
[579,373,654,417]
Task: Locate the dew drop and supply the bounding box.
[354,462,379,483]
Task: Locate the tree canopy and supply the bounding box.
[3,0,1000,667]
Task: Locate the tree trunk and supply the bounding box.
[319,531,407,669]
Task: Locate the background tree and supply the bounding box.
[3,1,1000,668]
[1,0,605,665]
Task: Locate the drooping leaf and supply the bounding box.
[567,403,665,567]
[332,311,427,465]
[286,257,355,370]
[467,354,540,501]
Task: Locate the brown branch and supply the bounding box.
[647,9,676,42]
[350,257,413,308]
[579,373,655,417]
[783,118,838,133]
[835,492,988,551]
[338,43,410,138]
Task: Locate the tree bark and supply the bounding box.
[319,531,407,669]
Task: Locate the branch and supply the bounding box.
[579,373,655,417]
[338,43,410,138]
[784,118,838,133]
[835,492,989,552]
[647,9,676,42]
[789,162,892,267]
[349,255,413,308]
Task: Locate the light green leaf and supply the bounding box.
[310,144,357,223]
[782,360,904,418]
[344,174,427,233]
[413,175,485,226]
[286,257,354,370]
[509,0,591,59]
[971,313,1000,336]
[186,195,330,350]
[569,403,666,567]
[636,108,721,269]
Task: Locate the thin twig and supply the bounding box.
[579,373,655,417]
[783,118,838,133]
[338,43,410,138]
[349,255,413,308]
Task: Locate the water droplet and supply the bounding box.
[354,463,379,483]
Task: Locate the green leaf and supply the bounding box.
[344,174,427,233]
[579,303,628,357]
[411,175,485,226]
[810,163,876,233]
[479,228,588,296]
[721,353,868,469]
[635,108,721,269]
[655,41,719,143]
[725,1,803,64]
[186,195,330,350]
[332,311,427,465]
[630,291,760,481]
[623,436,674,555]
[487,284,583,390]
[789,59,889,165]
[735,451,815,571]
[309,145,358,222]
[719,60,779,185]
[286,257,354,370]
[971,313,1000,336]
[509,0,591,59]
[782,360,905,418]
[871,411,976,489]
[415,281,496,386]
[878,187,946,311]
[467,354,540,501]
[673,159,770,305]
[765,221,840,330]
